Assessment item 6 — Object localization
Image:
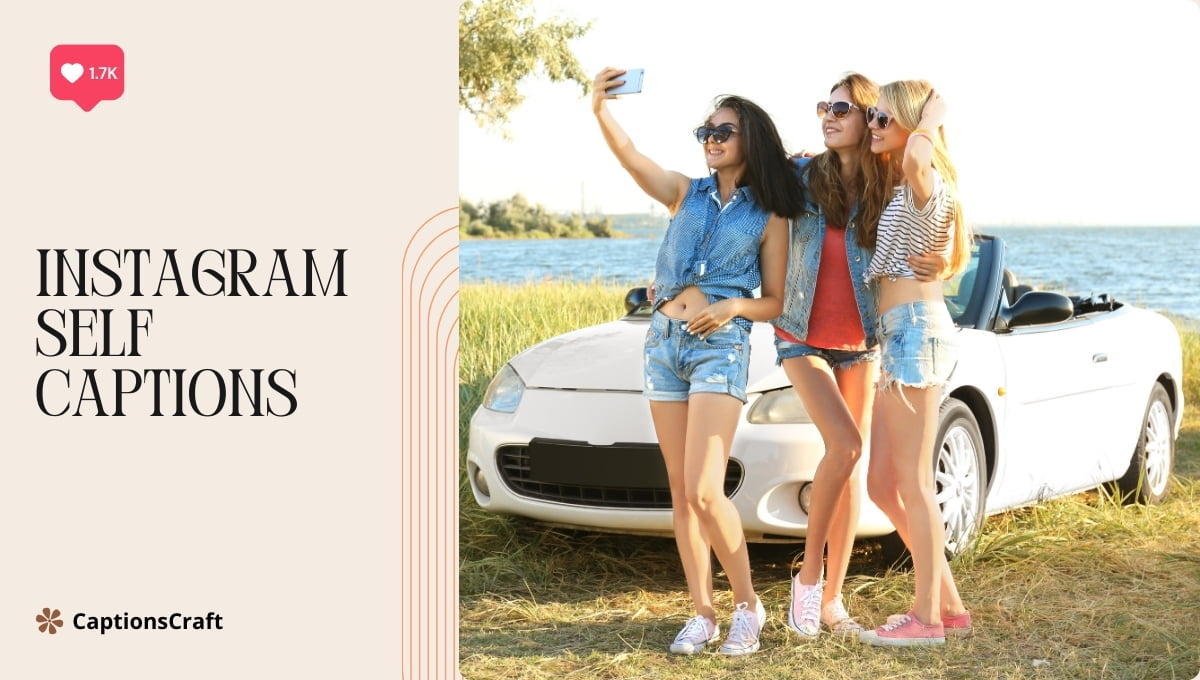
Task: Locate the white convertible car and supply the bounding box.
[466,235,1184,556]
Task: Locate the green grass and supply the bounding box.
[459,282,1200,680]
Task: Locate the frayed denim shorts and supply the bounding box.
[644,311,750,403]
[876,300,958,390]
[774,334,878,370]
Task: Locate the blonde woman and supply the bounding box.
[780,73,949,641]
[858,80,972,647]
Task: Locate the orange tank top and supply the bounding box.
[804,225,866,351]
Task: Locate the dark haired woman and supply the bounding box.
[593,66,804,656]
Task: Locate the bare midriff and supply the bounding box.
[877,277,944,315]
[657,285,710,321]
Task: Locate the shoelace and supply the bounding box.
[725,605,759,646]
[792,582,822,628]
[879,613,912,632]
[675,616,713,643]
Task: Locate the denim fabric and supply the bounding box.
[876,301,958,390]
[643,311,750,403]
[773,335,877,369]
[774,158,879,348]
[652,175,770,333]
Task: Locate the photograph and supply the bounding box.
[458,1,1200,678]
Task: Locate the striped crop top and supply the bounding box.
[865,171,954,281]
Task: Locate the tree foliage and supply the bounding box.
[460,195,620,239]
[459,0,592,137]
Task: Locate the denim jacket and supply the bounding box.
[774,160,879,348]
[653,175,770,331]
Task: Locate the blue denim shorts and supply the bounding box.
[644,311,750,403]
[774,334,877,370]
[876,300,958,390]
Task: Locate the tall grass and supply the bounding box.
[459,282,1200,680]
[1179,316,1199,410]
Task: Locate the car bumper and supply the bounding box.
[467,388,896,542]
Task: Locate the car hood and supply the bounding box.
[508,317,790,394]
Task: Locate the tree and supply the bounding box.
[459,0,592,137]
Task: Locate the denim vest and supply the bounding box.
[774,160,879,348]
[653,175,769,332]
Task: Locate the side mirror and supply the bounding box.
[624,287,650,314]
[997,290,1074,330]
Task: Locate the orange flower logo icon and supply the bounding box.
[37,608,64,634]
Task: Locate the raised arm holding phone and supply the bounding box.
[592,66,803,656]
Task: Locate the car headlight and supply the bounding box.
[481,363,525,413]
[746,388,812,424]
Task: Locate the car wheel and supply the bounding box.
[874,397,987,565]
[1111,383,1174,505]
[935,398,987,558]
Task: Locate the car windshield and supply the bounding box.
[943,240,982,326]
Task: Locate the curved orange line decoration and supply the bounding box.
[399,206,460,679]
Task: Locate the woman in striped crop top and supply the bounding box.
[858,80,974,647]
[593,67,804,656]
[777,74,953,643]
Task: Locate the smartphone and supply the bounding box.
[606,68,644,95]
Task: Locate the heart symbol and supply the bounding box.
[61,63,83,84]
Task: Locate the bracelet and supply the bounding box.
[907,131,935,145]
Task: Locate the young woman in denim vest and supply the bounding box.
[857,81,973,647]
[592,66,804,656]
[777,73,947,641]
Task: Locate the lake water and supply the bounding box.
[460,225,1200,322]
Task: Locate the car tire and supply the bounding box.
[934,398,987,558]
[875,397,987,566]
[1111,383,1174,505]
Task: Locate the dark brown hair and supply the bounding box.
[709,95,805,219]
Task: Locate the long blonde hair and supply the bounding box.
[876,80,972,275]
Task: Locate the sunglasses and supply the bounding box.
[866,107,897,130]
[694,124,738,144]
[817,100,858,120]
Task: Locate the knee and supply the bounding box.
[834,442,864,468]
[866,468,896,510]
[888,466,923,496]
[819,434,864,477]
[684,485,724,516]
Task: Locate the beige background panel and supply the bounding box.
[0,2,458,677]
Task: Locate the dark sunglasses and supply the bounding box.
[866,107,896,130]
[817,100,858,120]
[694,124,738,144]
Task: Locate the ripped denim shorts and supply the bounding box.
[774,335,878,370]
[643,311,750,403]
[876,300,958,390]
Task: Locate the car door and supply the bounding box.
[993,317,1122,505]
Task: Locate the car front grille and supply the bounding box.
[496,438,744,509]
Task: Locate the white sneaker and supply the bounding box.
[787,577,823,638]
[718,599,766,656]
[821,595,864,636]
[669,614,718,655]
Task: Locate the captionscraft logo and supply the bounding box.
[36,608,64,634]
[35,608,225,635]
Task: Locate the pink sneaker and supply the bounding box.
[786,577,822,638]
[941,610,973,638]
[886,609,972,638]
[860,611,945,647]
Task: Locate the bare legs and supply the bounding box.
[783,357,876,606]
[867,385,965,624]
[651,393,757,620]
